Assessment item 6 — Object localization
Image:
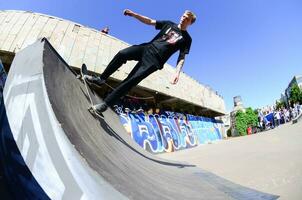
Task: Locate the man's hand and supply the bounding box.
[170,73,180,85]
[124,9,135,17]
[123,9,156,25]
[171,58,185,85]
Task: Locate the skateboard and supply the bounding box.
[80,64,104,119]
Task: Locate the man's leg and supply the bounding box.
[94,63,158,112]
[100,45,145,80]
[85,45,144,86]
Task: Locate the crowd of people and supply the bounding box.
[257,103,301,131]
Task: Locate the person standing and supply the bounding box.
[101,26,110,34]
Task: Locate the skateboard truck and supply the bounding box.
[88,105,104,119]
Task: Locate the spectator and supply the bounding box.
[101,26,109,34]
[284,108,290,123]
[276,110,281,127]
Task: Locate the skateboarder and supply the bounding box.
[84,9,196,114]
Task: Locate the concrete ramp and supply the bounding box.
[0,39,279,200]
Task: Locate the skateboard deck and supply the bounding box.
[80,64,104,119]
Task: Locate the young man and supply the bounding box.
[84,9,196,114]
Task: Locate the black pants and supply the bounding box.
[100,44,160,106]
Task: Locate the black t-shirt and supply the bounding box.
[150,20,192,64]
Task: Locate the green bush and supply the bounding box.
[245,107,258,127]
[290,83,302,105]
[235,107,258,136]
[227,128,232,137]
[235,110,247,136]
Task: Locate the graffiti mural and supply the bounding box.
[117,108,223,153]
[0,59,7,99]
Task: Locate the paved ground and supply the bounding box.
[159,121,302,200]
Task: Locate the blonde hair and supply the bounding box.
[185,10,197,24]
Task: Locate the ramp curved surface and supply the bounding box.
[1,39,279,200]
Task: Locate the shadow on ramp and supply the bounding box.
[98,116,195,168]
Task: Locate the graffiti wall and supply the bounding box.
[116,108,223,153]
[0,59,7,99]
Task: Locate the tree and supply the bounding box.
[245,107,258,127]
[234,107,258,136]
[290,83,302,105]
[276,100,286,110]
[235,110,247,136]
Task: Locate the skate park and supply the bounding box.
[0,10,301,199]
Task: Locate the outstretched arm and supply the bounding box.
[170,58,185,85]
[124,9,156,26]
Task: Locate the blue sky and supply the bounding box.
[1,0,302,112]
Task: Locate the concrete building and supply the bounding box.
[0,10,226,117]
